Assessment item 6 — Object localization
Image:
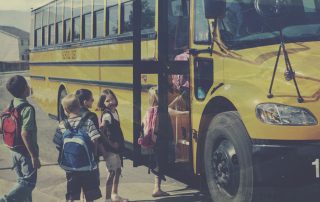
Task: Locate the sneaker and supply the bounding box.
[111,194,128,202]
[152,190,170,197]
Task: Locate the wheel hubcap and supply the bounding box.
[212,139,240,196]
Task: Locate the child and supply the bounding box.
[75,89,99,129]
[53,94,101,202]
[97,89,127,202]
[0,75,41,202]
[141,87,169,198]
[75,89,101,201]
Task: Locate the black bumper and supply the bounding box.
[252,140,320,186]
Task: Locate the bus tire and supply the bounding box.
[58,88,67,121]
[204,111,254,202]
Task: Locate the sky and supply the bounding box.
[0,0,49,11]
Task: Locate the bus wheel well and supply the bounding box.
[196,96,237,174]
[57,85,67,121]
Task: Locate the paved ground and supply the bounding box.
[0,71,211,202]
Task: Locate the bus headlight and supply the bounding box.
[256,103,317,126]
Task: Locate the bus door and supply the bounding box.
[167,0,191,164]
[189,0,224,165]
[132,0,192,167]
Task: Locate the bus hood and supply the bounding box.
[230,41,320,102]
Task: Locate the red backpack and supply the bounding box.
[138,106,159,149]
[0,100,31,150]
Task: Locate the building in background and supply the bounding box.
[0,26,29,61]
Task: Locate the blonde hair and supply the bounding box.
[148,87,158,107]
[61,94,80,113]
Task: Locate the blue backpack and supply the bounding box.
[58,115,97,172]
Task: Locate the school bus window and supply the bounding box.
[64,19,71,42]
[34,11,42,47]
[64,0,72,42]
[83,0,92,40]
[83,0,92,14]
[56,0,63,44]
[93,0,104,38]
[94,10,105,38]
[194,0,209,43]
[48,3,55,45]
[83,14,92,40]
[107,4,118,35]
[73,0,81,41]
[73,17,81,41]
[168,0,190,59]
[94,0,104,11]
[316,0,320,10]
[42,7,49,46]
[141,0,155,30]
[303,0,317,12]
[121,1,133,33]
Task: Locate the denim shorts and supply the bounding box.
[65,170,101,201]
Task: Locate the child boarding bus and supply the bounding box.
[29,0,320,201]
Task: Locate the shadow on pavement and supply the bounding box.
[131,192,211,202]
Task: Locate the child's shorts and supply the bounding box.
[65,170,101,201]
[105,152,121,172]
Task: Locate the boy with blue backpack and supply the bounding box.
[53,94,101,202]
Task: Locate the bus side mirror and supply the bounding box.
[204,0,226,19]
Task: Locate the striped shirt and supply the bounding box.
[54,116,100,147]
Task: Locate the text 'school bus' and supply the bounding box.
[29,0,320,201]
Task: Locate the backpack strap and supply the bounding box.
[76,111,91,130]
[16,102,34,113]
[7,100,33,113]
[102,108,115,125]
[63,119,73,131]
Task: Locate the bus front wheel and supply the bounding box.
[204,111,253,202]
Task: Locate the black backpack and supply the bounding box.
[100,109,125,154]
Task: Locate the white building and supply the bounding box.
[0,26,29,62]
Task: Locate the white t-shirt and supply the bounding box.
[101,111,119,126]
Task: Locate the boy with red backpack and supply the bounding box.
[0,75,41,202]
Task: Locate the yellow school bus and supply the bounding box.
[30,0,320,201]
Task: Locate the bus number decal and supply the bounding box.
[312,158,320,178]
[62,50,77,60]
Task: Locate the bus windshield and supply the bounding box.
[218,0,320,49]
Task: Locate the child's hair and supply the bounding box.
[61,94,80,113]
[148,87,158,107]
[75,89,93,106]
[97,89,118,111]
[6,75,28,98]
